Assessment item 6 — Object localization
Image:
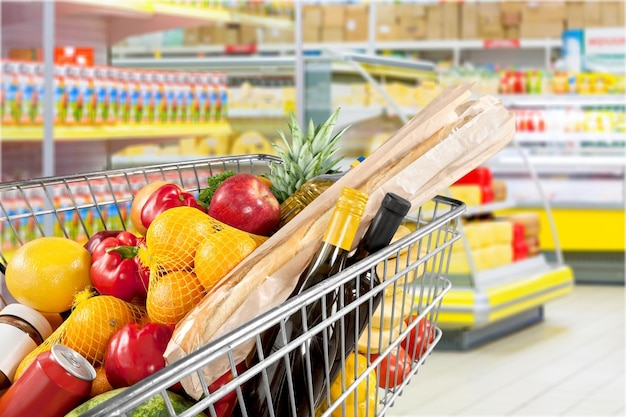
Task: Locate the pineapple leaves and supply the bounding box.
[267,108,346,203]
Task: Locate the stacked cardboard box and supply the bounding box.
[321,4,345,42]
[344,4,368,42]
[303,5,322,43]
[520,1,566,39]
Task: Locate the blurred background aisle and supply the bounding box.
[389,284,625,417]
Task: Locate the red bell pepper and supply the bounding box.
[369,345,412,389]
[104,322,174,388]
[140,183,205,231]
[90,231,150,302]
[400,315,434,361]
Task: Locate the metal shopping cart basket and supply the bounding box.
[0,154,464,417]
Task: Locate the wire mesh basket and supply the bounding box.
[0,154,464,417]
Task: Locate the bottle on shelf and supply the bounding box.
[242,187,369,417]
[328,192,411,383]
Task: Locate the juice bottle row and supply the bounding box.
[0,60,228,127]
[513,108,625,134]
[440,68,625,96]
[500,70,624,95]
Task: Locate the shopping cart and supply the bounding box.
[0,154,464,417]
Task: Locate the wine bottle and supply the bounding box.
[242,187,368,417]
[328,192,411,383]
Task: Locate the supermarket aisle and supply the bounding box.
[390,285,625,416]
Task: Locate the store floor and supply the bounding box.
[390,285,625,416]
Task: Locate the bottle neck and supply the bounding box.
[323,202,363,251]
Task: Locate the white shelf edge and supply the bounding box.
[111,38,563,57]
[471,255,554,291]
[490,155,626,168]
[498,94,626,107]
[228,109,286,118]
[515,132,626,142]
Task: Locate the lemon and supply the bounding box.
[5,237,92,313]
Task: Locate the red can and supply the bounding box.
[0,344,96,417]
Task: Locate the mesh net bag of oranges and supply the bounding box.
[14,206,267,381]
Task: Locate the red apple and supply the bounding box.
[208,173,280,236]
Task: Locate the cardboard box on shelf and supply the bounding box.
[480,24,505,40]
[303,25,320,43]
[376,4,397,24]
[344,4,368,42]
[198,25,216,44]
[303,5,323,27]
[566,1,585,30]
[224,24,240,45]
[239,25,258,45]
[520,21,565,39]
[264,27,294,44]
[441,3,459,39]
[522,1,566,22]
[479,1,501,21]
[395,3,427,18]
[321,27,344,43]
[322,4,345,28]
[399,17,427,40]
[183,27,200,46]
[425,5,442,40]
[583,1,602,27]
[504,26,520,40]
[377,23,398,41]
[461,3,479,39]
[600,1,625,26]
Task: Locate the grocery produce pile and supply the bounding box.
[0,84,516,417]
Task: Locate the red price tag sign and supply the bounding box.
[483,39,521,49]
[224,44,257,55]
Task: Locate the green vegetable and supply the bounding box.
[65,388,206,417]
[198,171,236,208]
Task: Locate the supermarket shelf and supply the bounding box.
[498,94,626,107]
[229,109,286,119]
[490,155,626,168]
[112,39,563,57]
[436,259,574,330]
[2,1,292,45]
[1,123,232,142]
[514,132,626,143]
[374,39,563,51]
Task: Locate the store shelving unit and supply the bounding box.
[1,0,292,180]
[488,91,625,285]
[436,200,574,350]
[112,38,562,68]
[1,123,232,142]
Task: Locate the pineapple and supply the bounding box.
[268,108,346,203]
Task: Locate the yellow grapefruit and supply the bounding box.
[5,237,92,313]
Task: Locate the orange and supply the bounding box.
[147,270,206,325]
[144,206,214,272]
[194,228,258,292]
[63,294,141,364]
[90,365,113,398]
[5,237,92,313]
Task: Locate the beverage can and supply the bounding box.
[0,344,96,417]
